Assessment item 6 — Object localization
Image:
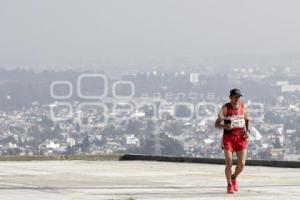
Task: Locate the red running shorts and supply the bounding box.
[222,134,248,152]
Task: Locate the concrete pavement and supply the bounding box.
[0,160,299,199]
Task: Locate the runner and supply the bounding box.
[215,88,251,194]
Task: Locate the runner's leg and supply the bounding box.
[224,149,233,184]
[233,149,247,178]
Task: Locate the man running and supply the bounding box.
[215,88,251,194]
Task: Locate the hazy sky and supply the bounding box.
[1,0,300,69]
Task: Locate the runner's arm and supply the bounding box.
[244,106,251,138]
[215,106,229,129]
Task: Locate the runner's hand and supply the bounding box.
[243,129,250,139]
[223,125,232,130]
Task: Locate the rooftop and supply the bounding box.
[0,160,299,199]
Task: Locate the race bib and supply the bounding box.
[231,115,245,128]
[224,115,245,128]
